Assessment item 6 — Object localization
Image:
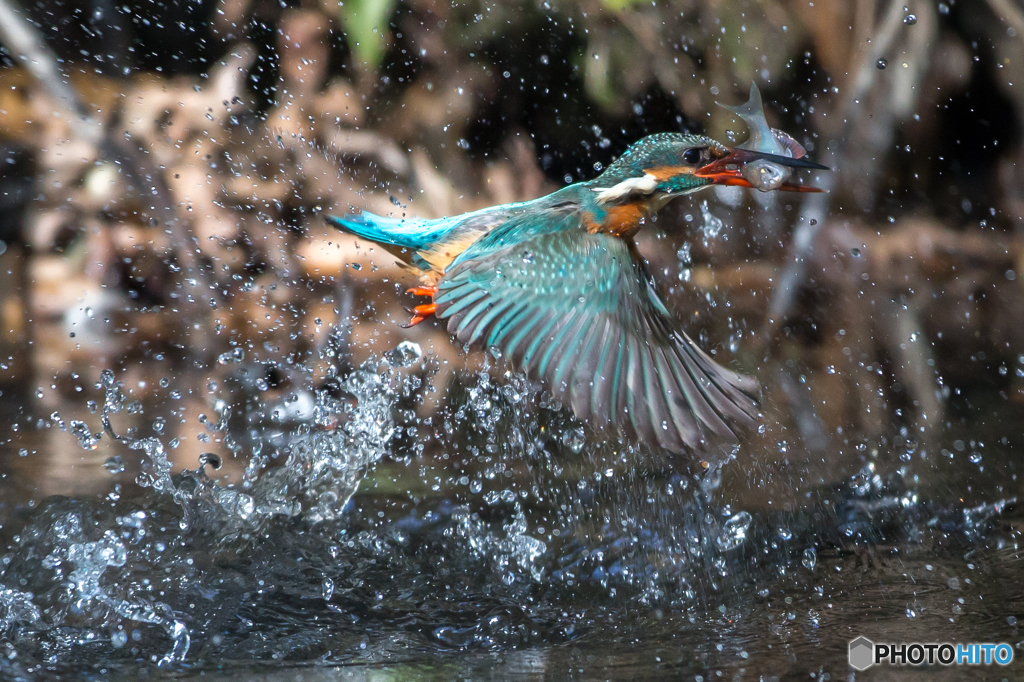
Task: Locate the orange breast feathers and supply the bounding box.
[585,201,649,237]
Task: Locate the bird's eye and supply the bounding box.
[682,148,704,165]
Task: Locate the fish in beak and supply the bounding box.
[697,82,830,192]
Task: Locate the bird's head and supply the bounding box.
[590,132,825,207]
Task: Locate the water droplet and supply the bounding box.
[199,452,222,469]
[938,2,949,14]
[903,13,917,25]
[851,247,862,257]
[386,340,422,367]
[561,427,586,454]
[876,58,888,70]
[677,242,692,265]
[716,511,752,551]
[322,577,335,601]
[802,547,817,570]
[777,526,792,541]
[103,455,125,474]
[111,630,128,648]
[469,479,482,494]
[70,420,100,450]
[217,347,245,365]
[699,200,723,246]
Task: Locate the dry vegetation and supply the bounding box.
[0,0,1022,488]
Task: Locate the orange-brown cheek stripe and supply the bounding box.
[644,165,695,181]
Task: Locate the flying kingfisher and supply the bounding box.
[327,93,826,455]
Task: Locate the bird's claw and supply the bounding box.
[402,284,438,327]
[402,302,437,328]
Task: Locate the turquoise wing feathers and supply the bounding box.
[434,211,759,453]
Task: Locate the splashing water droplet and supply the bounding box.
[716,511,752,551]
[802,547,817,570]
[321,577,335,601]
[218,347,244,365]
[903,14,917,25]
[561,427,586,454]
[876,58,888,69]
[70,421,100,450]
[103,455,125,474]
[699,200,723,246]
[385,340,422,367]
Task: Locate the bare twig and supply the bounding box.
[0,0,214,337]
[986,0,1024,39]
[763,0,909,339]
[0,0,101,145]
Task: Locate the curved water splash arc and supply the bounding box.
[0,349,418,668]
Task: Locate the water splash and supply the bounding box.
[699,200,724,246]
[0,343,1017,675]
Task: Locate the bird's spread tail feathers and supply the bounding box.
[327,211,466,251]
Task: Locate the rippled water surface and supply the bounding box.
[0,342,1021,681]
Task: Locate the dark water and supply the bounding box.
[0,346,1021,681]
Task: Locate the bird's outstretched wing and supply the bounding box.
[433,218,759,453]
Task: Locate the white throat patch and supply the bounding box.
[592,173,659,204]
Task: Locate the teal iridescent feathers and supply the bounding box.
[434,211,758,452]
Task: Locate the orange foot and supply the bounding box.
[402,284,438,327]
[407,285,438,297]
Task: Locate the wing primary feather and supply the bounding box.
[537,310,584,380]
[505,310,555,362]
[605,334,628,431]
[621,335,643,442]
[583,319,615,426]
[639,345,678,451]
[667,343,735,440]
[455,296,499,341]
[464,298,517,345]
[653,347,700,448]
[520,312,565,372]
[483,302,532,349]
[673,338,757,429]
[551,313,595,399]
[434,282,477,306]
[437,288,488,319]
[675,333,759,424]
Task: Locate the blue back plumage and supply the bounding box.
[327,200,540,273]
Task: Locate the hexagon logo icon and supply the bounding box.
[849,636,875,671]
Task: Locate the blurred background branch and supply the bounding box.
[0,0,1020,482]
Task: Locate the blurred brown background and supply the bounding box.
[0,0,1022,507]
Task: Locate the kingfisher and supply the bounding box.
[327,100,826,455]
